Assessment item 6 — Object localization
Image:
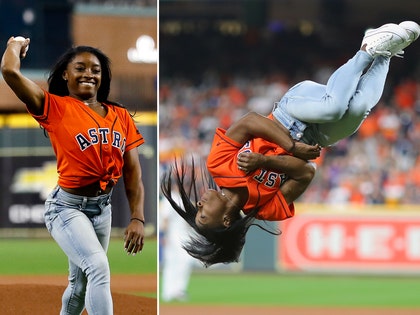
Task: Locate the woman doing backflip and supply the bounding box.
[162,21,419,267]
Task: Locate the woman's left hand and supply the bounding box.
[124,220,145,255]
[237,152,266,173]
[293,142,322,160]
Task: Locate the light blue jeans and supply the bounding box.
[273,51,390,146]
[44,186,113,315]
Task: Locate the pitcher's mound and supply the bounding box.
[0,284,156,315]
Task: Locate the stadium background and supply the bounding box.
[0,0,420,313]
[0,1,158,314]
[159,0,420,313]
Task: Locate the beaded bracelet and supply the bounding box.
[130,217,145,224]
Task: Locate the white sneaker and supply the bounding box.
[399,21,420,43]
[388,21,420,57]
[361,23,409,58]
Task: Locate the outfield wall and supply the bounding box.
[0,114,157,234]
[242,204,420,275]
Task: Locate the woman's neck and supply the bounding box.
[83,99,100,106]
[221,187,247,210]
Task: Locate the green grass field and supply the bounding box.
[4,238,420,308]
[0,237,157,275]
[163,272,420,308]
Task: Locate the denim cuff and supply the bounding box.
[272,99,307,140]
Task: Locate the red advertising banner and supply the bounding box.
[280,212,420,273]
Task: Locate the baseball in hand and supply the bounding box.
[13,36,29,56]
[14,36,27,42]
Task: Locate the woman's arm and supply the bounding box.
[1,37,45,115]
[237,152,316,204]
[122,148,145,255]
[237,151,312,175]
[225,111,320,160]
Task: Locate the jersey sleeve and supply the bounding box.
[120,108,145,152]
[29,90,65,131]
[254,190,295,221]
[207,128,248,187]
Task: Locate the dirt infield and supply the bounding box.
[0,275,156,315]
[2,275,420,315]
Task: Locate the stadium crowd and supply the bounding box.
[159,68,420,206]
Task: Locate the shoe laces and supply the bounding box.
[371,49,404,58]
[393,50,404,58]
[369,49,391,57]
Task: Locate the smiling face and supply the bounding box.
[62,52,102,102]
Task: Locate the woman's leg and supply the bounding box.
[51,209,112,315]
[85,203,113,314]
[280,50,373,123]
[45,189,113,315]
[316,55,390,144]
[61,263,87,315]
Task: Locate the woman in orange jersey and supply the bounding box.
[2,37,146,314]
[161,111,320,267]
[161,21,420,267]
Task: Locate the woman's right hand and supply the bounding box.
[7,36,30,59]
[292,142,322,160]
[237,152,266,173]
[2,36,44,115]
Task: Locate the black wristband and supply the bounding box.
[130,217,145,224]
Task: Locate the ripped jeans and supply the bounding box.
[44,186,113,315]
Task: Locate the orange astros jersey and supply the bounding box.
[207,127,294,221]
[30,91,144,190]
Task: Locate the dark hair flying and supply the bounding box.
[160,157,279,267]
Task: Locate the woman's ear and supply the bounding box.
[62,71,68,81]
[223,215,231,228]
